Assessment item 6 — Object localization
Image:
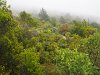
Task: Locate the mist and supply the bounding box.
[6,0,100,23]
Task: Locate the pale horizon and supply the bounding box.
[6,0,100,18]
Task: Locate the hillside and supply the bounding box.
[0,0,100,75]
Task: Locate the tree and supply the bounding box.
[16,48,44,75]
[0,0,11,12]
[59,16,66,24]
[91,22,100,29]
[56,48,94,75]
[39,8,49,21]
[50,17,57,26]
[59,24,69,35]
[0,9,12,34]
[20,11,32,21]
[20,11,41,27]
[70,20,96,37]
[83,33,100,73]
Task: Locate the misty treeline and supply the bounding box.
[0,0,100,75]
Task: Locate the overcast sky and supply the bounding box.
[7,0,100,18]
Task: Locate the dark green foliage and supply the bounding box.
[0,9,12,34]
[81,33,100,73]
[70,20,97,37]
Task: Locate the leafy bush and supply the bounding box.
[56,48,94,75]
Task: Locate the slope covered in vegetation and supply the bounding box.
[0,0,100,75]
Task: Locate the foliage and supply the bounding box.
[59,16,66,24]
[16,48,44,75]
[20,11,41,27]
[56,48,94,75]
[70,20,97,37]
[83,33,100,72]
[0,1,100,74]
[39,8,49,21]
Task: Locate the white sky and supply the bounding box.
[6,0,100,17]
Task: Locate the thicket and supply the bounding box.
[0,0,100,75]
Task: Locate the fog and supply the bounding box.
[6,0,100,17]
[6,0,100,23]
